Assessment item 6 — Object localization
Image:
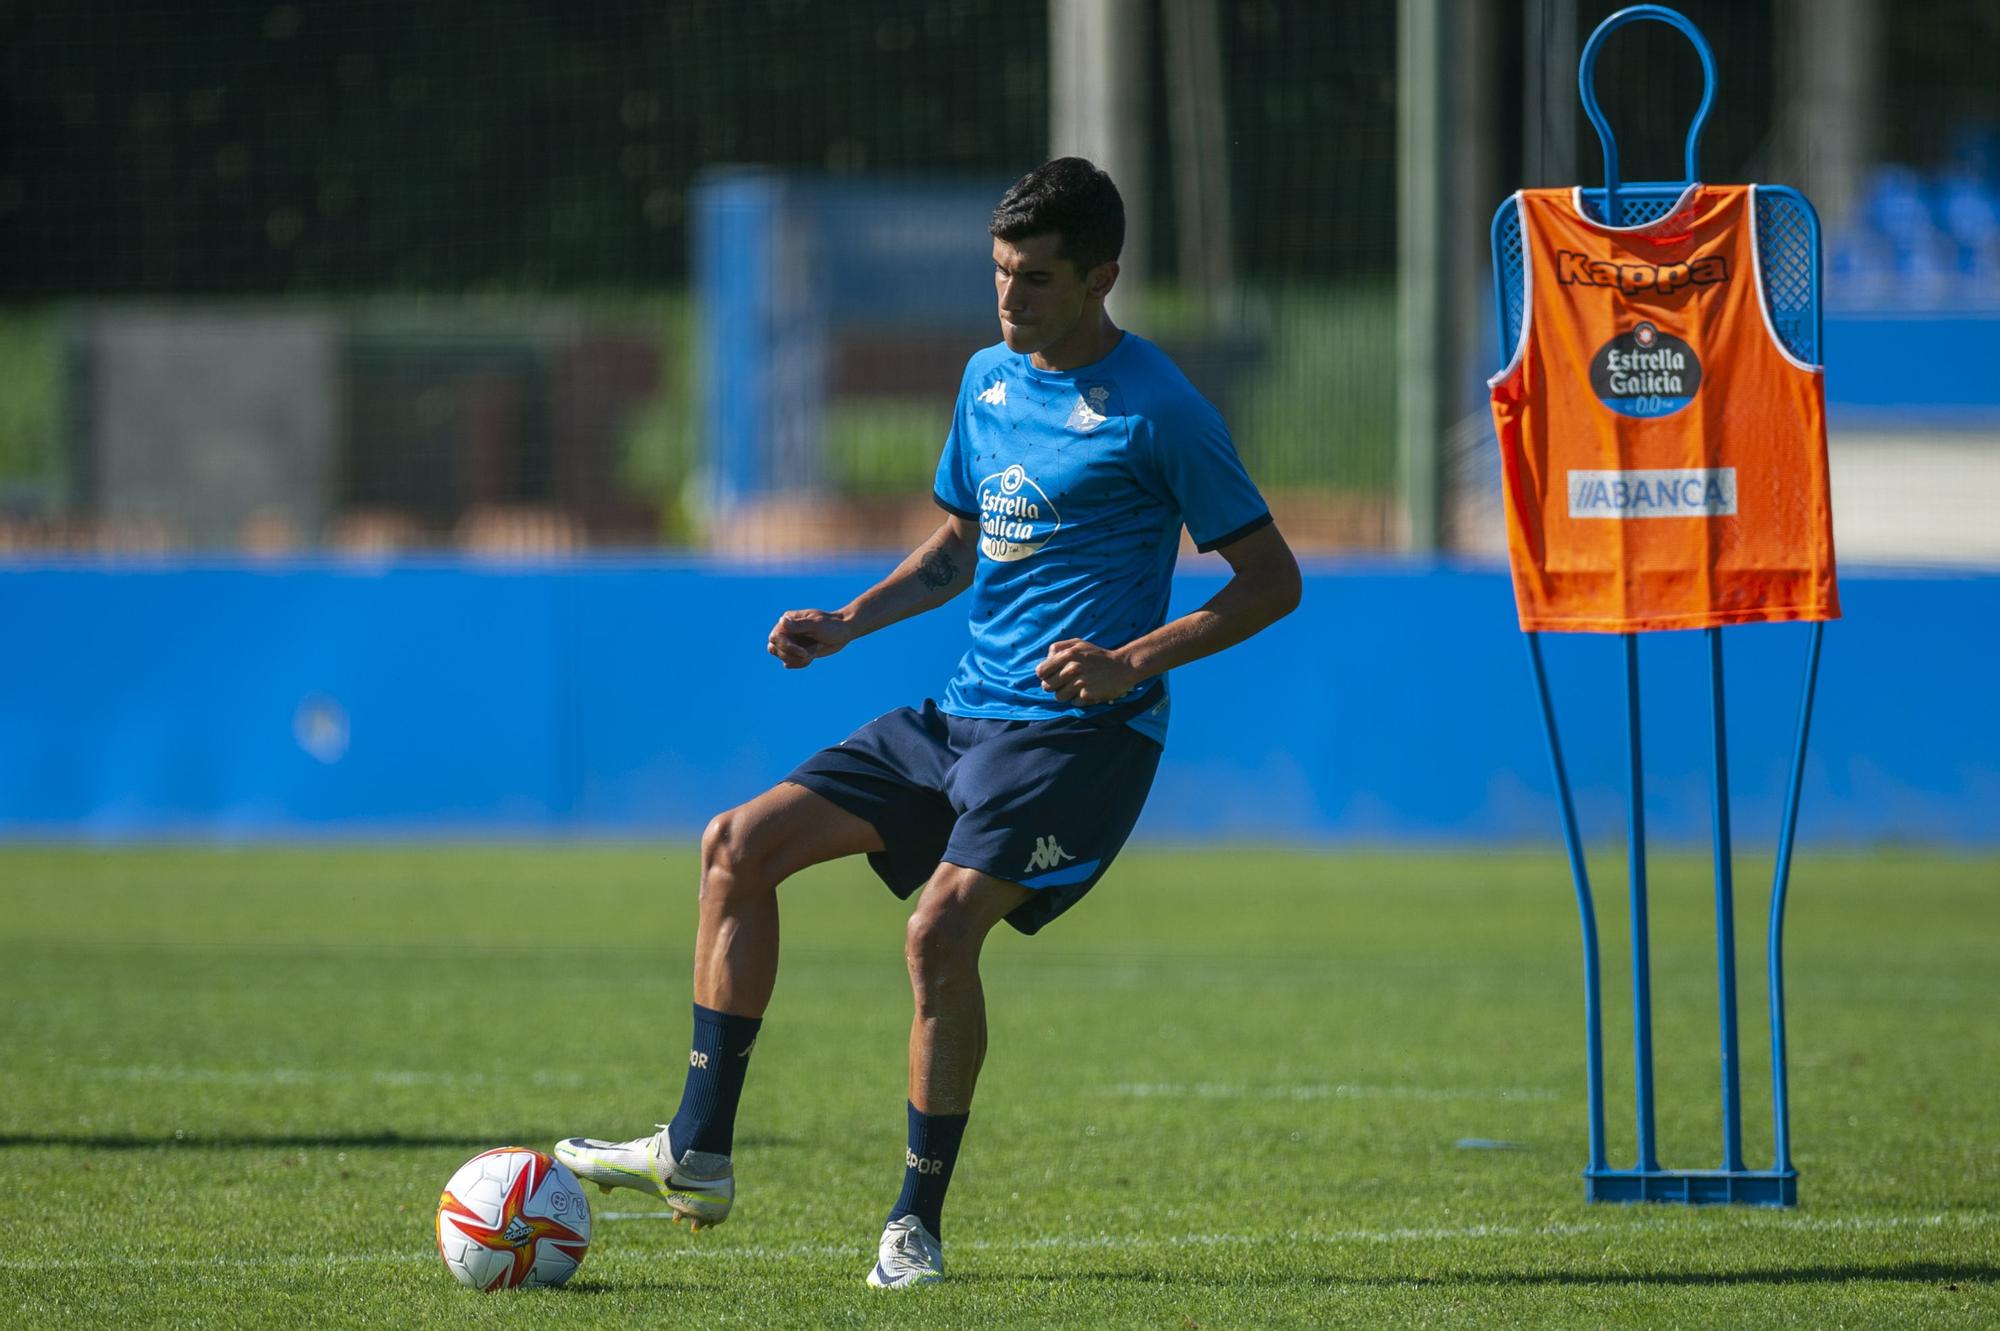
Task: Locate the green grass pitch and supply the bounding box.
[1,845,1994,1328]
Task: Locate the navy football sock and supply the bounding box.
[887,1102,969,1240]
[666,1003,761,1158]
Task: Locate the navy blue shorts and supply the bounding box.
[785,691,1164,935]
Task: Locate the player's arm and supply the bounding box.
[1037,521,1301,705]
[766,514,979,669]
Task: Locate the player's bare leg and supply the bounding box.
[558,781,882,1228]
[870,864,1031,1288]
[904,865,1030,1114]
[694,780,885,1015]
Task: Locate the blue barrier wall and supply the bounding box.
[1,559,1992,844]
[1825,312,2000,426]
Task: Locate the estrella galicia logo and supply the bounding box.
[1590,321,1702,418]
[977,463,1061,561]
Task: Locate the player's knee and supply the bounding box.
[904,900,980,983]
[699,807,767,899]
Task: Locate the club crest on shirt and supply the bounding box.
[1066,383,1113,432]
[977,463,1061,561]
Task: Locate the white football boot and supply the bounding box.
[866,1215,945,1288]
[554,1125,733,1229]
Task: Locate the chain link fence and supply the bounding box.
[0,0,1994,561]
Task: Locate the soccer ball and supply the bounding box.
[435,1147,592,1290]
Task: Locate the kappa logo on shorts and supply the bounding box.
[1024,835,1075,874]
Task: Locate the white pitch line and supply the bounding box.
[595,1209,1995,1257]
[0,1253,439,1272]
[57,1065,586,1090]
[2,1211,1988,1272]
[1101,1082,1561,1103]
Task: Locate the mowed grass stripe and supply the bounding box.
[6,1209,1994,1270]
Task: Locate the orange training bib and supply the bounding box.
[1488,183,1840,633]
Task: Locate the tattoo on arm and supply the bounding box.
[917,546,958,590]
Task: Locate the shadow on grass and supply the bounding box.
[0,1131,799,1151]
[0,1131,553,1150]
[970,1260,1996,1289]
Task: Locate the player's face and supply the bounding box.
[993,234,1111,362]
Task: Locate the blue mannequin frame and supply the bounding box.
[1488,4,1828,1207]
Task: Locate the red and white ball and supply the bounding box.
[435,1147,592,1290]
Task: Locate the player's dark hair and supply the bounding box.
[989,157,1125,276]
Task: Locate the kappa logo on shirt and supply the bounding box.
[1557,249,1730,298]
[977,380,1007,407]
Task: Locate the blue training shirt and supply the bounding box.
[931,332,1272,745]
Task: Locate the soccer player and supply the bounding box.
[557,157,1300,1288]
